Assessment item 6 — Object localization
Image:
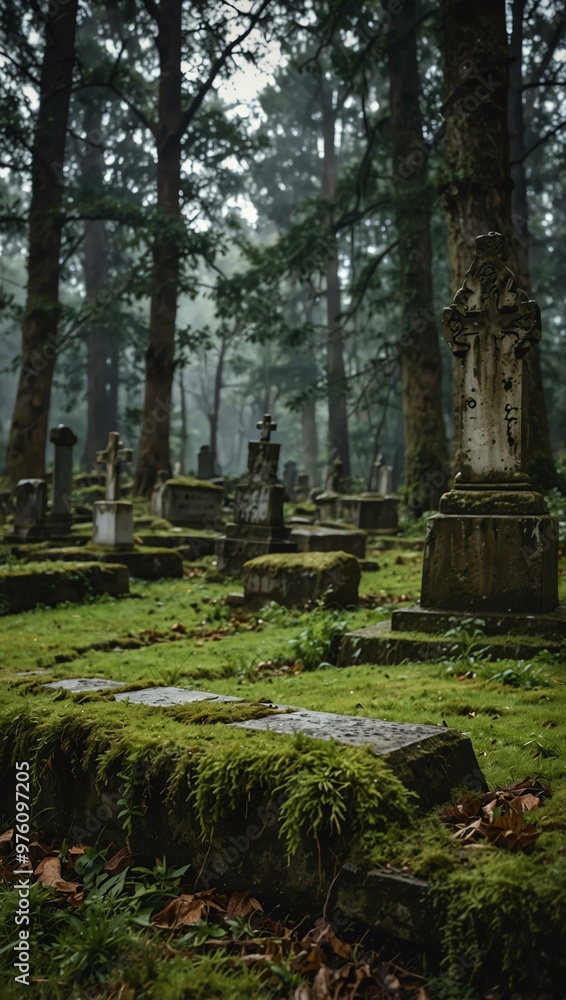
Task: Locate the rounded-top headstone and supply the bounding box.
[50,424,78,447]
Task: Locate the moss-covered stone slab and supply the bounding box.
[392,603,566,640]
[338,619,565,667]
[138,531,217,558]
[10,545,183,580]
[0,562,129,614]
[290,525,366,559]
[44,677,126,692]
[330,864,432,944]
[115,687,241,706]
[231,707,483,810]
[242,551,360,608]
[111,685,484,810]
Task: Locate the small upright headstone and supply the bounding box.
[49,424,78,531]
[283,460,298,501]
[197,445,215,481]
[295,471,311,503]
[215,414,297,574]
[377,465,394,496]
[12,480,48,539]
[326,456,344,494]
[92,432,134,547]
[173,461,182,478]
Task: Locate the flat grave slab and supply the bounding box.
[114,686,241,706]
[112,685,484,808]
[43,677,126,692]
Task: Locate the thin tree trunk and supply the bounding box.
[508,0,561,490]
[302,397,319,487]
[178,367,187,472]
[210,333,228,471]
[322,95,351,477]
[3,1,78,485]
[82,104,113,467]
[134,0,182,495]
[386,0,449,515]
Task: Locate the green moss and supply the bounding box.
[243,551,356,575]
[165,476,223,493]
[149,518,174,531]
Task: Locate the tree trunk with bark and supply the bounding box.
[134,0,182,495]
[321,93,351,477]
[210,333,228,472]
[386,0,449,514]
[508,0,561,490]
[3,0,78,485]
[82,104,114,467]
[302,397,319,487]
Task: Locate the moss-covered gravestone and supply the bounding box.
[242,550,360,608]
[341,233,566,661]
[215,414,297,575]
[151,473,223,526]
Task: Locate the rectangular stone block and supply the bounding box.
[92,501,134,547]
[339,495,399,531]
[421,512,558,613]
[152,479,223,526]
[290,526,366,559]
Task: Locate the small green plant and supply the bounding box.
[442,617,490,670]
[486,660,553,689]
[288,598,350,670]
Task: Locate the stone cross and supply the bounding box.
[96,432,132,502]
[442,232,540,485]
[256,414,277,442]
[49,424,77,518]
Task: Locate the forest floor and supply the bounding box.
[0,524,565,999]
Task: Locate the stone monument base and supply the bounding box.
[215,523,297,576]
[92,501,134,548]
[391,603,566,639]
[421,512,558,613]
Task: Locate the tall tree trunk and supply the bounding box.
[508,0,561,490]
[302,398,319,487]
[82,104,113,467]
[321,95,351,477]
[386,0,449,515]
[3,0,78,485]
[178,368,187,472]
[134,0,182,495]
[210,333,228,471]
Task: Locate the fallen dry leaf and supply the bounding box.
[104,847,134,874]
[35,856,80,893]
[225,889,264,921]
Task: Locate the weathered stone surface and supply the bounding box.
[111,685,484,808]
[290,526,366,559]
[330,864,433,944]
[0,562,129,614]
[151,478,223,526]
[232,708,484,809]
[338,619,566,666]
[49,424,77,527]
[115,687,241,706]
[419,512,559,613]
[242,551,360,608]
[92,500,134,547]
[339,495,399,531]
[96,432,132,503]
[11,480,48,539]
[12,545,182,579]
[197,444,215,480]
[44,677,126,692]
[139,531,217,558]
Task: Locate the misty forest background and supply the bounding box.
[0,0,565,510]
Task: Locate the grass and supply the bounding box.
[0,530,565,995]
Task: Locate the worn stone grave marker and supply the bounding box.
[12,480,48,539]
[197,444,215,481]
[340,233,566,662]
[283,460,298,500]
[151,474,223,526]
[49,424,78,531]
[295,471,311,502]
[92,431,134,547]
[215,414,297,574]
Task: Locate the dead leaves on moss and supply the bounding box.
[440,777,549,851]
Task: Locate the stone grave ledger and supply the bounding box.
[151,476,224,527]
[216,414,297,575]
[92,432,134,548]
[397,232,563,625]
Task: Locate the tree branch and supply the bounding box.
[511,117,566,164]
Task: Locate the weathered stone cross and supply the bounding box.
[256,413,277,442]
[442,232,541,485]
[96,432,132,502]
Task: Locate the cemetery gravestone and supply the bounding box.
[151,474,223,526]
[295,471,311,503]
[48,424,77,532]
[11,480,48,539]
[215,414,297,574]
[283,460,298,501]
[341,233,566,660]
[197,444,215,481]
[92,432,134,547]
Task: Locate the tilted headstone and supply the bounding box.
[397,232,563,622]
[92,432,134,547]
[215,414,297,574]
[197,445,215,481]
[49,424,78,527]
